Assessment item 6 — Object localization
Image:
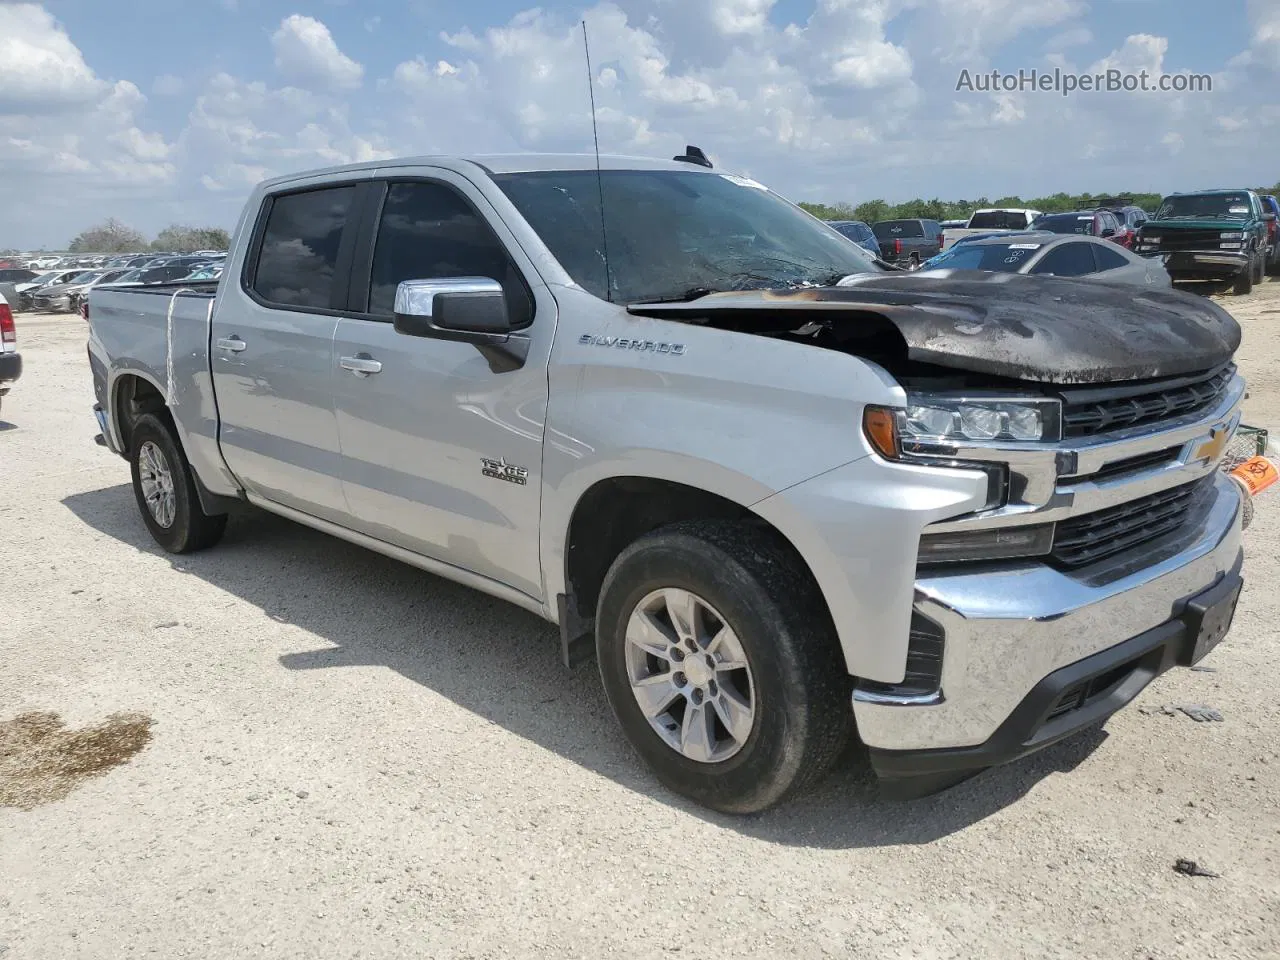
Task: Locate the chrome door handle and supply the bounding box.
[340,355,382,377]
[216,336,247,353]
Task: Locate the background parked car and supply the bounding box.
[14,269,95,310]
[1135,189,1273,294]
[918,233,1171,287]
[1030,210,1126,244]
[0,290,21,418]
[871,218,943,268]
[942,208,1043,249]
[105,262,213,287]
[31,268,134,312]
[826,220,880,257]
[0,269,38,284]
[1261,194,1280,273]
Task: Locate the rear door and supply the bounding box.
[211,177,366,523]
[329,171,554,597]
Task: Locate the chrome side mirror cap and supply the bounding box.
[393,277,509,336]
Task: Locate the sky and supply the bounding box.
[2,0,1278,249]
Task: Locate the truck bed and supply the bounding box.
[87,281,237,498]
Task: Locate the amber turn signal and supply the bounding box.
[863,406,899,460]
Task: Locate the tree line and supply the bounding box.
[64,219,231,254]
[798,182,1280,223]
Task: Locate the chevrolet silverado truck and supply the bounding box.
[87,154,1249,813]
[1136,189,1275,294]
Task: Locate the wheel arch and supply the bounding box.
[548,465,841,674]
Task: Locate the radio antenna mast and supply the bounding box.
[582,20,613,302]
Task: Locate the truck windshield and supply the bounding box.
[494,169,880,302]
[1155,193,1253,220]
[967,211,1029,229]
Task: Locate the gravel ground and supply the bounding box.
[2,282,1280,960]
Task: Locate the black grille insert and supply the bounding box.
[857,611,944,697]
[1059,365,1234,438]
[1051,476,1211,569]
[1043,659,1139,724]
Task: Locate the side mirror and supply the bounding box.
[1100,227,1116,237]
[394,278,510,338]
[393,277,529,371]
[1263,213,1277,223]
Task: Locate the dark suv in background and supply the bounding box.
[871,218,943,268]
[1031,209,1127,245]
[1135,189,1274,294]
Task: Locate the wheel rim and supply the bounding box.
[138,440,176,529]
[624,587,756,764]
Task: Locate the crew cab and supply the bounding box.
[87,153,1250,812]
[1136,189,1274,294]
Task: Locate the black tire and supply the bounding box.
[595,520,851,814]
[129,413,227,553]
[1255,250,1267,284]
[1233,260,1254,295]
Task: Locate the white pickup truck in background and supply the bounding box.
[942,208,1044,249]
[86,152,1250,813]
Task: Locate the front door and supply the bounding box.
[211,181,361,523]
[330,173,554,598]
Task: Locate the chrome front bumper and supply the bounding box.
[854,472,1243,754]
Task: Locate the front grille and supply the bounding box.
[1059,365,1234,438]
[1050,476,1210,569]
[1140,229,1224,251]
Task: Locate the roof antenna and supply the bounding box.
[582,20,613,302]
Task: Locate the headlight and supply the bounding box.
[1219,232,1245,240]
[864,398,1059,459]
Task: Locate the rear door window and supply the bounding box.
[1030,243,1097,277]
[252,185,356,309]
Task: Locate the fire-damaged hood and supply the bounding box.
[627,271,1241,384]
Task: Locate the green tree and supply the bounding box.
[68,218,149,253]
[152,224,231,253]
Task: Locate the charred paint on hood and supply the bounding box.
[628,271,1241,384]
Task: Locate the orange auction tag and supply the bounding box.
[1231,456,1279,496]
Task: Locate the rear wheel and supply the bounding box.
[595,520,851,813]
[129,413,227,553]
[908,254,921,270]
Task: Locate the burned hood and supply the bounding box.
[627,271,1241,384]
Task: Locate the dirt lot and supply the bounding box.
[2,282,1279,960]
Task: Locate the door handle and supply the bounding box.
[340,354,382,377]
[216,336,247,353]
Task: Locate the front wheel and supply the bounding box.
[595,520,851,813]
[1233,261,1254,295]
[129,413,227,553]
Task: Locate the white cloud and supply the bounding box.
[0,3,106,109]
[271,14,363,91]
[1238,0,1280,70]
[924,0,1084,65]
[710,0,775,36]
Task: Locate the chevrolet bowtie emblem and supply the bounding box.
[1192,424,1230,463]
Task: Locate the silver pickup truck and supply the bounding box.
[87,153,1248,813]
